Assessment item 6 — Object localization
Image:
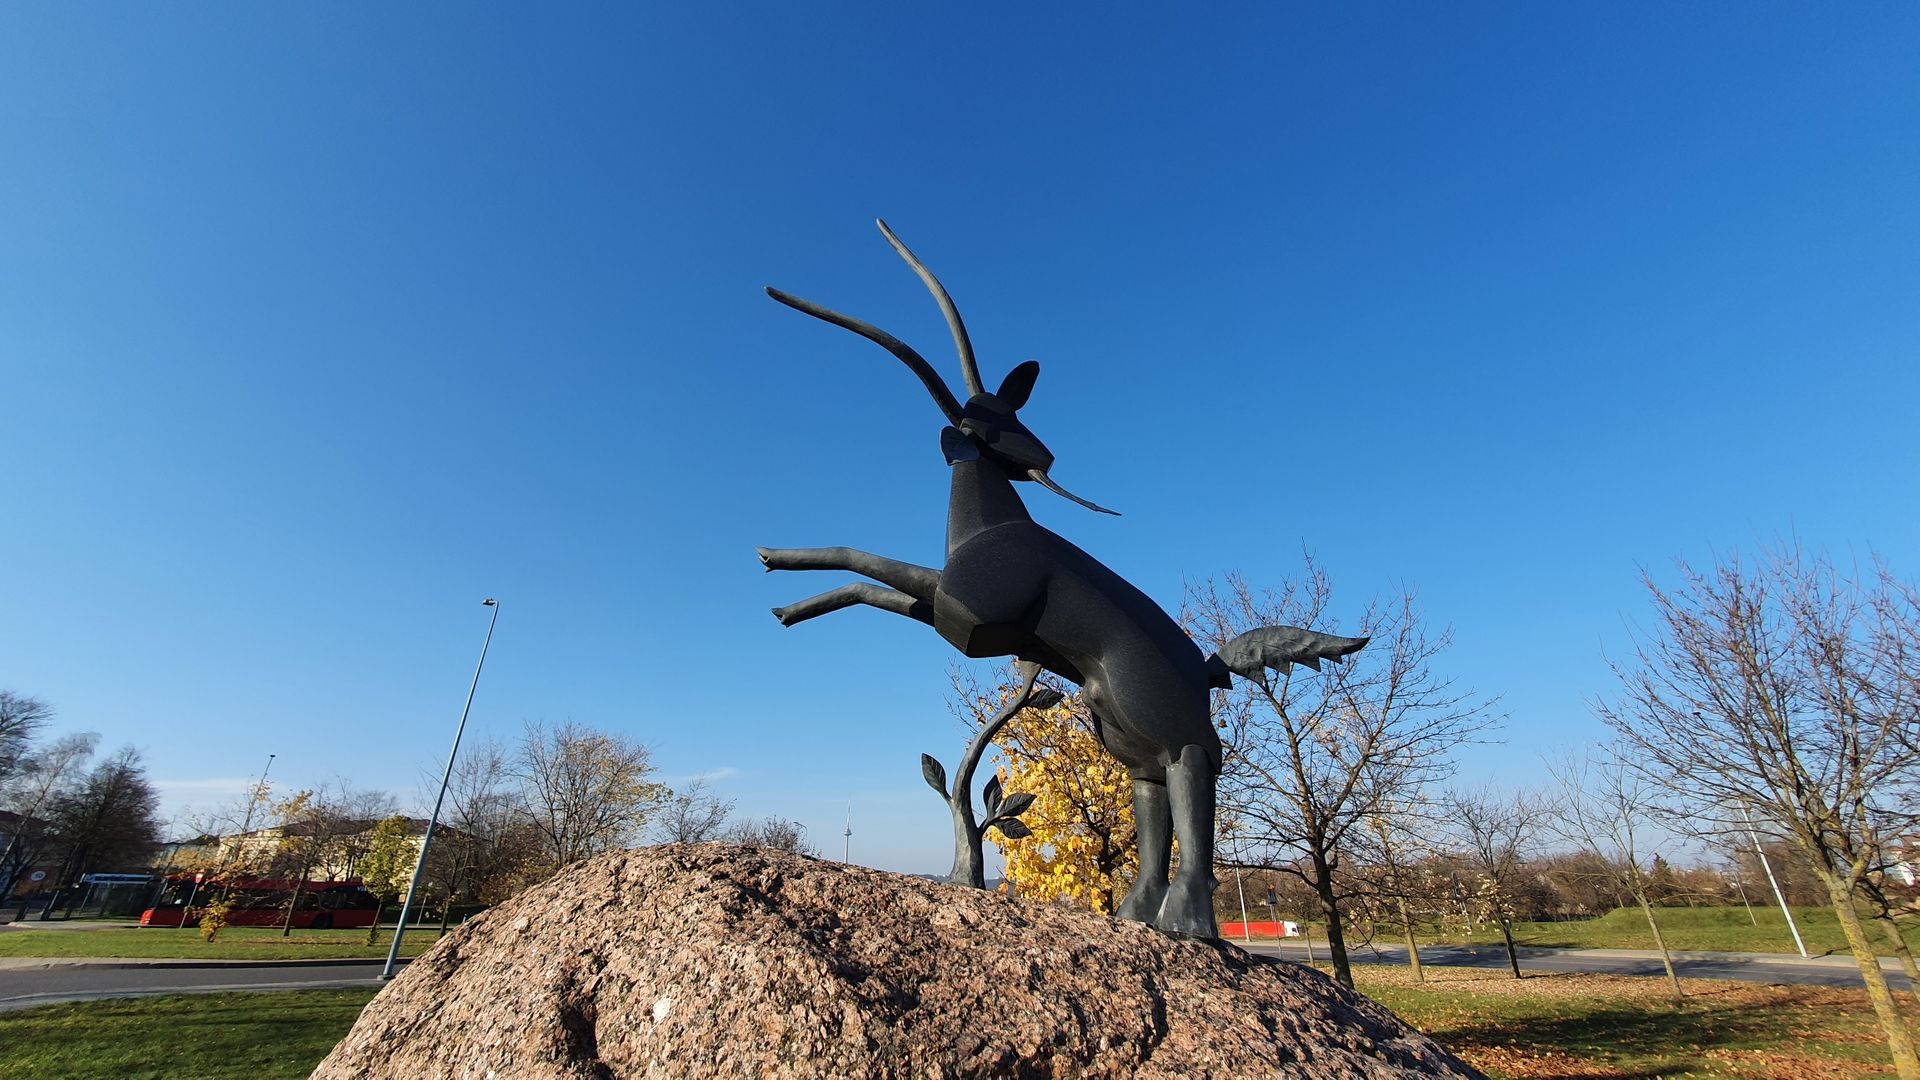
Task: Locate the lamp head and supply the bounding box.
[482,598,497,606]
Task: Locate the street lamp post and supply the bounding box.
[1742,803,1809,958]
[382,598,499,980]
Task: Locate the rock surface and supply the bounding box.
[315,845,1480,1078]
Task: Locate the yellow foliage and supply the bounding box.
[985,688,1138,914]
[196,898,233,942]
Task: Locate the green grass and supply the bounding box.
[0,970,1902,1079]
[0,925,442,960]
[1354,965,1900,1078]
[1423,904,1920,957]
[0,988,377,1080]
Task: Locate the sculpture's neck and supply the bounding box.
[947,458,1031,556]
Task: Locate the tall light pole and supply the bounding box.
[383,598,499,980]
[1221,815,1252,945]
[198,753,274,919]
[241,755,276,830]
[1742,803,1809,958]
[227,753,275,867]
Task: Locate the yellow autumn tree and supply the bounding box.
[979,685,1138,914]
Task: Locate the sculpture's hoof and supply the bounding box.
[1152,912,1220,938]
[756,547,774,571]
[1115,884,1166,925]
[771,606,794,626]
[1152,877,1219,938]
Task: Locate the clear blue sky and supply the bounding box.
[3,6,1916,874]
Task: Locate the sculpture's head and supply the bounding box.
[766,220,1117,515]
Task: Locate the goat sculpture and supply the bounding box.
[759,220,1368,937]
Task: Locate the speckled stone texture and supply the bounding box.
[314,845,1480,1079]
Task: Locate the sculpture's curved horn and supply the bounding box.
[766,287,965,426]
[1028,469,1120,516]
[876,219,984,400]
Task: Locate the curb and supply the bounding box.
[0,979,384,1012]
[1249,940,1907,974]
[0,957,410,971]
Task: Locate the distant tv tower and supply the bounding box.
[842,801,852,862]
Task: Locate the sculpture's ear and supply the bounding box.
[996,361,1039,410]
[940,426,980,465]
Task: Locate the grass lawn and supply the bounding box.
[0,925,442,960]
[0,988,378,1080]
[1354,965,1904,1079]
[1426,904,1920,957]
[2,969,1907,1079]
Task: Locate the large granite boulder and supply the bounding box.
[315,845,1478,1078]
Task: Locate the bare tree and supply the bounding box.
[42,747,161,913]
[1356,793,1450,982]
[1445,788,1547,980]
[1547,749,1684,996]
[0,732,98,903]
[1599,544,1920,1077]
[1186,565,1498,989]
[654,777,735,845]
[430,738,539,907]
[727,816,819,856]
[517,720,668,873]
[0,692,55,785]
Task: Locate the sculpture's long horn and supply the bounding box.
[766,287,965,426]
[1028,469,1120,516]
[876,219,984,400]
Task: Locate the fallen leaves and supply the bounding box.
[1349,965,1911,1079]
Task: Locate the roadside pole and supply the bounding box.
[383,599,499,980]
[1744,805,1808,958]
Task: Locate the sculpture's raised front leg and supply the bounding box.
[758,546,939,601]
[772,583,934,628]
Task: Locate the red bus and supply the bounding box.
[140,875,380,929]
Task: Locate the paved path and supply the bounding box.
[1241,939,1914,990]
[0,958,402,1010]
[3,941,1910,1010]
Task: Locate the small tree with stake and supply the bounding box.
[923,661,1056,888]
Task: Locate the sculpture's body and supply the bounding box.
[761,221,1366,937]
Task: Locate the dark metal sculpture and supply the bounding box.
[759,221,1368,937]
[923,659,1058,888]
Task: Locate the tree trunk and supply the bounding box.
[1311,852,1353,989]
[945,792,985,888]
[1825,875,1920,1079]
[282,875,307,937]
[1874,912,1920,1016]
[1497,916,1522,979]
[1635,892,1683,998]
[1399,903,1423,982]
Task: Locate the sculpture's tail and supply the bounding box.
[1206,625,1370,689]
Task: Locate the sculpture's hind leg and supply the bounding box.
[1154,743,1220,937]
[772,583,934,627]
[758,547,939,602]
[1115,771,1170,923]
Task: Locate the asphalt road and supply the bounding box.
[1242,939,1914,991]
[0,960,398,1010]
[2,940,1910,1010]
